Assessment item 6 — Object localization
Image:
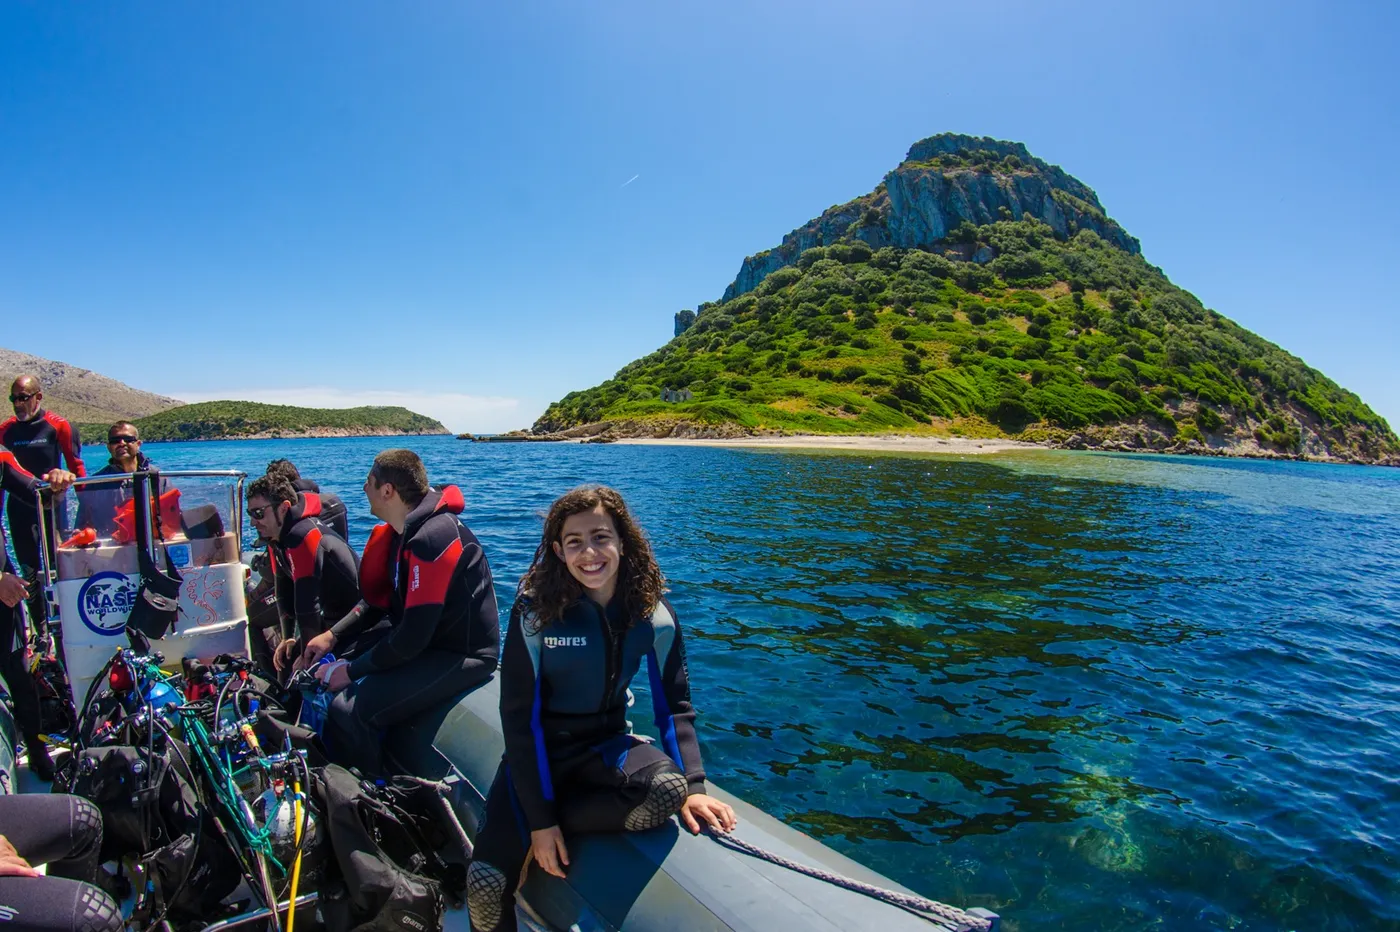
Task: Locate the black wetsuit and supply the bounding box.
[73,454,156,537]
[267,492,361,649]
[291,478,349,542]
[0,446,49,753]
[0,411,84,573]
[323,485,498,775]
[467,594,706,932]
[0,794,122,932]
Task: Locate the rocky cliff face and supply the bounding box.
[721,133,1140,301]
[0,347,184,425]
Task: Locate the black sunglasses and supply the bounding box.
[8,393,36,403]
[248,504,276,520]
[108,435,139,445]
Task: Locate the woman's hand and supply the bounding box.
[679,793,738,835]
[530,826,570,878]
[0,572,27,609]
[0,835,37,878]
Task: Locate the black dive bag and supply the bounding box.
[314,763,467,932]
[67,740,242,921]
[125,472,184,641]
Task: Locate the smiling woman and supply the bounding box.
[467,484,738,932]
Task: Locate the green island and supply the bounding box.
[80,401,448,443]
[534,134,1397,464]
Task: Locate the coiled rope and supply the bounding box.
[707,830,996,931]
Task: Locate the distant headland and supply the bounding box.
[93,401,449,442]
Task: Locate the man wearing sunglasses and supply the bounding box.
[0,375,85,626]
[74,422,158,536]
[245,474,361,682]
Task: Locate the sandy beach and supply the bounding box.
[611,434,1042,454]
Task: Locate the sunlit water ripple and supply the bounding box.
[136,436,1399,931]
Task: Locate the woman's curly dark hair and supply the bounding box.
[519,485,665,629]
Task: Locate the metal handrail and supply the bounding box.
[198,893,319,932]
[32,468,248,588]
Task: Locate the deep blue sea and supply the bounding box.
[104,436,1400,931]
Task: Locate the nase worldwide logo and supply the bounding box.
[78,571,139,636]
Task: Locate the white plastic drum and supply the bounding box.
[55,539,249,709]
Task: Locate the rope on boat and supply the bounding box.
[707,830,996,932]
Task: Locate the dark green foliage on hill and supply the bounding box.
[536,216,1396,460]
[99,401,448,442]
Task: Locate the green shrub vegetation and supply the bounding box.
[97,402,448,442]
[537,212,1395,461]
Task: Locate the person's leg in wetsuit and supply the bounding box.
[0,603,52,781]
[0,794,123,932]
[322,649,489,776]
[467,736,690,932]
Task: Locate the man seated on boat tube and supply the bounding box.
[73,421,158,537]
[245,473,361,682]
[300,449,500,776]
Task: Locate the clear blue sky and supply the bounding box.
[2,1,1396,433]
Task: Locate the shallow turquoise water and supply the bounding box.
[120,437,1399,930]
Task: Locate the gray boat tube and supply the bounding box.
[386,677,998,932]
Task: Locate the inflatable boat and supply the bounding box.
[1,470,999,932]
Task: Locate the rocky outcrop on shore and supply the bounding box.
[1037,420,1400,466]
[491,419,1398,465]
[470,420,786,443]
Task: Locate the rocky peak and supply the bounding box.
[902,133,1104,210]
[718,133,1140,302]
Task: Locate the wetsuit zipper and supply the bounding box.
[596,600,615,714]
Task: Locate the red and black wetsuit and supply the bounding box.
[0,410,84,572]
[266,492,361,646]
[0,446,45,575]
[290,477,349,542]
[0,445,52,748]
[323,485,499,775]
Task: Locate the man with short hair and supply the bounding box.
[265,458,349,541]
[245,474,361,679]
[302,449,499,775]
[75,422,156,536]
[1,443,76,781]
[0,375,85,581]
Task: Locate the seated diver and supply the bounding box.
[265,458,350,542]
[300,449,499,776]
[0,794,123,932]
[73,421,156,537]
[245,474,360,681]
[466,485,737,932]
